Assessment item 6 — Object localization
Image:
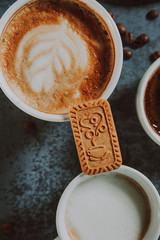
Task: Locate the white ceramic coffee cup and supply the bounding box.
[136,58,160,145]
[0,0,123,122]
[54,165,160,240]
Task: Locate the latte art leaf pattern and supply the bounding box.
[16,20,88,93]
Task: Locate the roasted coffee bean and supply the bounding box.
[139,34,150,44]
[123,32,134,46]
[24,121,37,132]
[108,11,115,19]
[132,34,149,49]
[2,223,14,233]
[117,23,126,36]
[123,49,133,60]
[146,10,159,20]
[150,51,160,62]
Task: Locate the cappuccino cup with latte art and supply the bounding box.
[0,0,123,121]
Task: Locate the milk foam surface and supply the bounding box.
[16,20,88,93]
[65,173,150,240]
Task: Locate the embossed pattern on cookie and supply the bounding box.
[70,99,122,175]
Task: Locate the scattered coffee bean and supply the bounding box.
[150,51,160,62]
[116,23,126,36]
[24,121,37,132]
[124,33,134,46]
[2,223,13,233]
[146,10,159,20]
[123,49,133,60]
[123,32,134,46]
[131,34,149,49]
[140,34,150,44]
[108,11,115,19]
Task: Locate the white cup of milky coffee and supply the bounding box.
[136,58,160,145]
[0,0,123,122]
[54,165,160,240]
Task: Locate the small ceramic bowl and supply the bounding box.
[55,165,160,240]
[136,58,160,145]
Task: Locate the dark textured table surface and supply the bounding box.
[0,0,160,240]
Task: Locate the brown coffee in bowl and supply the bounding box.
[0,0,115,115]
[144,67,160,136]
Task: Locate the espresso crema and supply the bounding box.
[0,0,115,114]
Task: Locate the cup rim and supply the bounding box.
[136,58,160,145]
[56,165,160,240]
[0,0,123,122]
